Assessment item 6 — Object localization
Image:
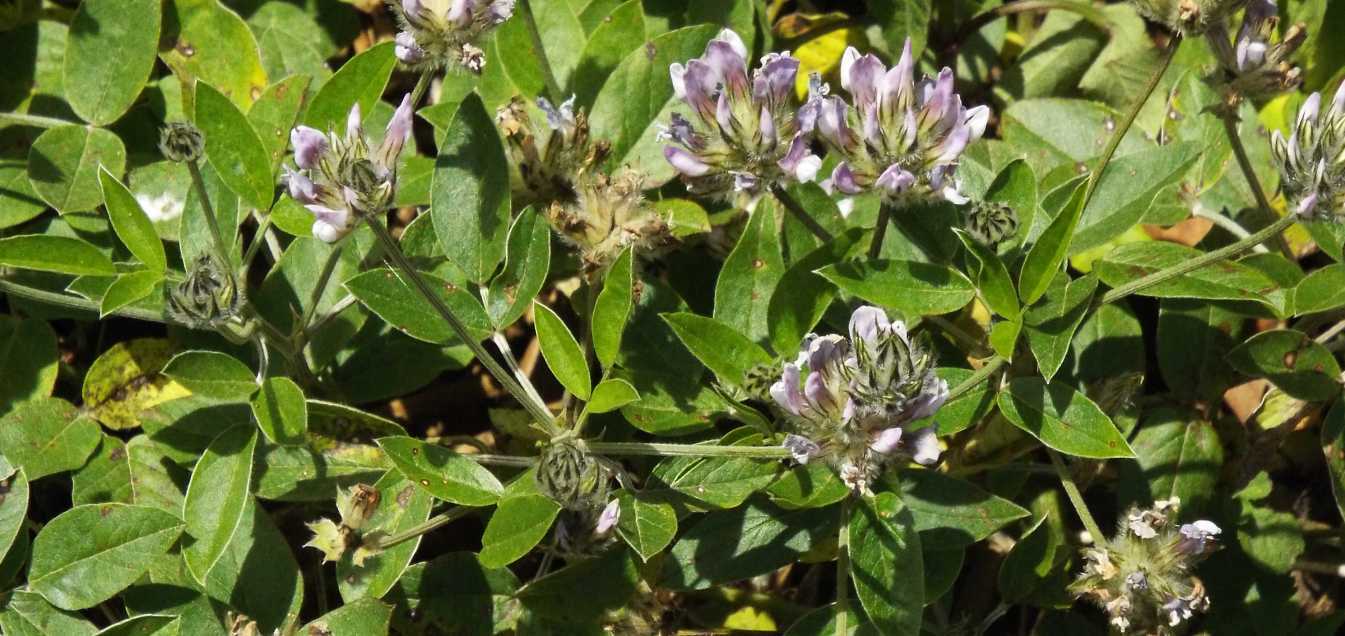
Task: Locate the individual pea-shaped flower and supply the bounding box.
[660,29,821,200]
[1270,83,1345,219]
[1071,498,1221,634]
[1131,0,1248,34]
[771,305,947,493]
[809,40,989,205]
[286,94,415,243]
[592,499,621,538]
[1206,0,1304,103]
[390,0,516,72]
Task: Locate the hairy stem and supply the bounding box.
[376,506,474,550]
[1193,207,1269,252]
[584,441,791,459]
[410,70,436,108]
[364,215,559,433]
[1099,212,1296,305]
[491,331,550,415]
[946,356,1005,402]
[1220,112,1295,258]
[771,184,835,243]
[0,111,78,129]
[835,496,853,636]
[297,243,344,339]
[1047,449,1108,548]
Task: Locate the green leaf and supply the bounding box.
[27,125,127,213]
[530,0,588,88]
[432,92,511,283]
[1157,299,1241,402]
[533,301,592,400]
[1023,273,1099,382]
[981,158,1038,250]
[93,615,179,636]
[195,81,273,211]
[1094,241,1281,308]
[649,453,779,510]
[1227,329,1342,401]
[516,547,638,624]
[246,75,312,175]
[337,472,433,602]
[569,0,646,106]
[714,202,785,345]
[0,317,59,415]
[1119,408,1223,518]
[0,235,115,276]
[182,426,257,585]
[0,397,101,481]
[998,377,1135,459]
[869,0,932,59]
[769,229,862,356]
[849,492,923,635]
[893,469,1030,548]
[997,514,1060,604]
[485,207,550,329]
[377,436,504,506]
[590,25,719,185]
[479,470,562,568]
[162,350,257,399]
[816,259,976,318]
[29,503,184,610]
[385,551,519,634]
[1018,178,1086,305]
[126,436,187,513]
[592,247,635,368]
[615,491,677,562]
[1070,302,1144,382]
[71,436,132,505]
[1001,99,1148,175]
[784,605,879,636]
[662,312,773,387]
[0,590,97,636]
[202,499,303,631]
[586,379,641,414]
[1321,400,1345,523]
[767,462,850,510]
[247,4,333,87]
[0,469,29,567]
[1071,142,1201,254]
[250,376,308,446]
[64,0,161,125]
[303,41,395,132]
[662,500,832,589]
[1293,263,1345,315]
[160,0,268,111]
[301,598,393,636]
[955,229,1020,321]
[100,270,163,318]
[344,267,493,345]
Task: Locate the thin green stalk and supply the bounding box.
[835,496,852,636]
[868,204,892,259]
[1099,212,1296,305]
[376,506,473,550]
[410,70,436,108]
[519,0,564,100]
[364,215,559,433]
[946,356,1005,402]
[1078,33,1182,217]
[491,331,548,414]
[241,213,274,274]
[1047,449,1108,548]
[0,278,174,324]
[296,244,344,338]
[186,160,237,277]
[0,111,78,129]
[1220,112,1295,258]
[772,184,834,243]
[585,441,791,459]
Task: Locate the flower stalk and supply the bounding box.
[1220,112,1294,257]
[1048,448,1108,549]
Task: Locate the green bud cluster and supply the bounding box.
[168,254,239,328]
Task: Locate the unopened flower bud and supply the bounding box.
[536,438,600,510]
[159,122,204,163]
[1271,83,1345,220]
[168,254,239,328]
[964,201,1019,247]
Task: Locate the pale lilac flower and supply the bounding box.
[1271,83,1345,219]
[1204,0,1304,100]
[1176,520,1222,555]
[808,40,989,205]
[783,434,822,464]
[593,499,621,537]
[392,0,515,72]
[285,94,415,243]
[661,29,820,199]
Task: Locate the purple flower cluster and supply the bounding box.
[392,0,515,73]
[660,29,821,199]
[1271,82,1345,219]
[1206,0,1304,102]
[286,95,414,243]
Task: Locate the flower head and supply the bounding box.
[1206,0,1305,103]
[808,40,989,205]
[168,253,239,328]
[1072,499,1221,633]
[771,305,948,492]
[661,29,820,201]
[390,0,515,73]
[1270,83,1345,219]
[286,94,415,243]
[497,94,609,203]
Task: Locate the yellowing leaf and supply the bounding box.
[81,338,190,430]
[793,27,862,98]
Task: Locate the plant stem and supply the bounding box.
[364,215,559,433]
[868,203,892,259]
[519,0,564,100]
[0,111,78,129]
[946,356,1005,402]
[1220,112,1295,258]
[461,453,537,467]
[771,184,834,243]
[1098,212,1296,305]
[584,441,791,459]
[1078,33,1182,218]
[297,244,344,338]
[186,160,237,275]
[305,294,358,338]
[410,70,436,108]
[241,213,275,274]
[0,278,173,324]
[376,506,474,550]
[1047,448,1108,549]
[1193,207,1269,252]
[834,496,852,636]
[492,332,549,414]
